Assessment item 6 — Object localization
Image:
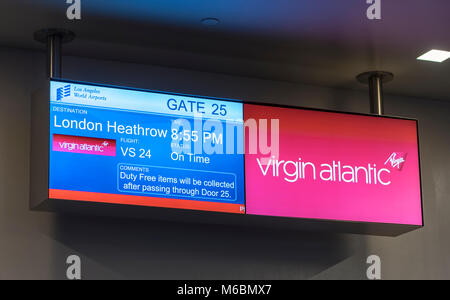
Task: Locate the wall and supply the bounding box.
[0,45,448,279]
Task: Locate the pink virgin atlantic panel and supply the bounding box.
[244,104,423,226]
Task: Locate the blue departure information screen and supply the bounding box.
[48,80,246,214]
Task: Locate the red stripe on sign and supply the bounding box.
[49,189,245,214]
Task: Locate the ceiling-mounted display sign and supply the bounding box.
[48,80,245,214]
[244,105,422,226]
[30,79,423,236]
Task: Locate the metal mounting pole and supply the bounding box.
[34,28,75,79]
[357,71,394,115]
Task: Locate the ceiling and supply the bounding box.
[0,0,449,101]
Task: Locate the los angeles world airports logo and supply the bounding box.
[56,85,71,101]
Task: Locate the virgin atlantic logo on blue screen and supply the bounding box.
[56,85,71,101]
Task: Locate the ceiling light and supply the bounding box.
[417,49,450,63]
[201,18,220,27]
